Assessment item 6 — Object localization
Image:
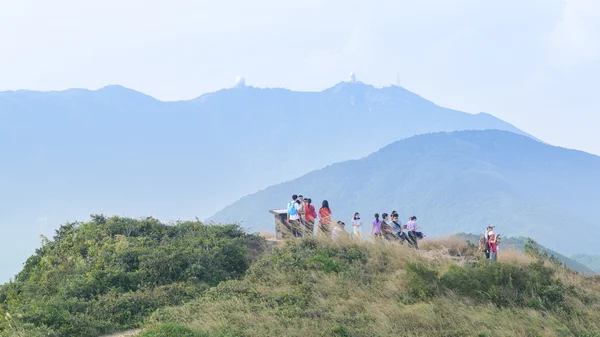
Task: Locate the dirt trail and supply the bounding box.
[100,329,141,337]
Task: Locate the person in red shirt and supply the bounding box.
[303,198,317,236]
[318,200,332,236]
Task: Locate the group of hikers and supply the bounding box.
[285,194,502,261]
[285,194,425,249]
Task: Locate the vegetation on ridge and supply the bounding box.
[2,215,600,336]
[0,215,267,337]
[140,238,600,337]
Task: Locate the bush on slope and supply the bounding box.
[143,238,600,337]
[0,215,267,337]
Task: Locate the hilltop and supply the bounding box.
[209,130,600,255]
[2,217,600,337]
[0,81,529,282]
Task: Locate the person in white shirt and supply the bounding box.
[297,195,305,223]
[483,225,494,259]
[351,212,363,241]
[287,194,302,237]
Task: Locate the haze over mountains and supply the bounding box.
[0,81,529,281]
[573,254,600,274]
[210,130,600,255]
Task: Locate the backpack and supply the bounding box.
[287,202,297,216]
[478,235,487,252]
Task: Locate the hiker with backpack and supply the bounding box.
[287,195,303,238]
[479,225,494,259]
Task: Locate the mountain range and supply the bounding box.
[209,130,600,255]
[0,81,529,282]
[572,254,600,274]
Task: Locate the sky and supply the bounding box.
[1,0,599,154]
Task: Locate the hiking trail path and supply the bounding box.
[100,329,141,337]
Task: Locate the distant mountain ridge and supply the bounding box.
[1,81,531,282]
[209,130,600,255]
[572,254,600,274]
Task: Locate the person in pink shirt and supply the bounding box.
[371,213,382,237]
[488,230,498,264]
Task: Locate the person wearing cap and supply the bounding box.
[483,225,494,259]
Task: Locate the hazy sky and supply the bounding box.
[1,0,599,154]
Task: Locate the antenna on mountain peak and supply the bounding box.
[348,72,356,82]
[234,76,246,88]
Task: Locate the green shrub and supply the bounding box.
[0,216,267,337]
[440,261,565,309]
[406,261,440,301]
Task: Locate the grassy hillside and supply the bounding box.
[209,130,600,256]
[0,216,267,337]
[4,215,600,336]
[139,238,600,336]
[456,234,595,274]
[573,254,600,274]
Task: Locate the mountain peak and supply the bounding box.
[95,85,158,102]
[326,80,374,93]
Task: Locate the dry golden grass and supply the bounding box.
[259,230,275,240]
[421,236,475,257]
[141,236,600,337]
[498,248,535,267]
